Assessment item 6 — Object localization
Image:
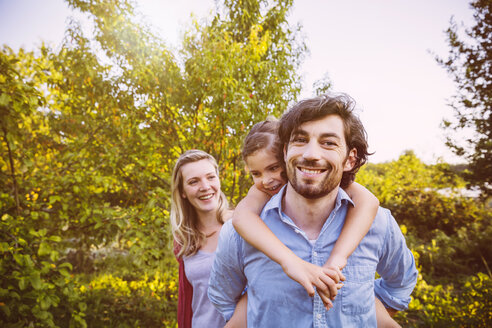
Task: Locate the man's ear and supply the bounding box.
[283,144,288,162]
[344,148,357,171]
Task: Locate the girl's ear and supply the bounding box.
[344,148,357,171]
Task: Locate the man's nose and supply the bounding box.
[302,140,322,161]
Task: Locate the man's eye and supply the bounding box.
[293,137,307,143]
[270,165,280,171]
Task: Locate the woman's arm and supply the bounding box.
[324,182,379,270]
[232,186,342,308]
[375,297,401,328]
[224,293,247,328]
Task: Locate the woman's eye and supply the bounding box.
[189,180,197,185]
[270,165,280,171]
[208,175,217,180]
[251,172,260,177]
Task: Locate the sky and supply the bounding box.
[0,0,475,164]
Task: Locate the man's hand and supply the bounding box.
[281,256,344,310]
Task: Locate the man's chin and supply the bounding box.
[291,184,332,200]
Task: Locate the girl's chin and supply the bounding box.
[264,188,281,196]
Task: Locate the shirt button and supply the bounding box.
[313,251,318,257]
[316,313,322,319]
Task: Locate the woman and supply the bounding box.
[170,150,246,328]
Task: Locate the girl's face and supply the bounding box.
[180,159,221,215]
[245,148,287,196]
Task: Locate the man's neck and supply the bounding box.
[282,183,339,240]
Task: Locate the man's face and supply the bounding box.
[284,114,356,199]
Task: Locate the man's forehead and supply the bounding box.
[292,114,345,138]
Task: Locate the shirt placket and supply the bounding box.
[312,247,328,328]
[313,205,341,328]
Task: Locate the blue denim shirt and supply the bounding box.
[208,186,418,327]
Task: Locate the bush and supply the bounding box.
[75,269,178,327]
[398,273,492,327]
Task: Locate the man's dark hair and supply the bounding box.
[278,93,370,188]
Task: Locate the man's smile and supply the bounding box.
[298,167,327,175]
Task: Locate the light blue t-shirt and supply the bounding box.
[208,186,418,327]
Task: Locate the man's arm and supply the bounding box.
[374,208,418,312]
[208,220,247,322]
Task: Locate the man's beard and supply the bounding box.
[286,158,344,199]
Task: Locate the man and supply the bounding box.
[208,94,418,327]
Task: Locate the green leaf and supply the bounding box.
[40,296,51,310]
[38,242,51,257]
[19,277,27,290]
[0,93,10,106]
[48,236,62,242]
[59,268,70,278]
[30,274,42,290]
[78,302,87,312]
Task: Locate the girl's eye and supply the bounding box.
[251,172,260,177]
[208,175,217,180]
[188,180,198,185]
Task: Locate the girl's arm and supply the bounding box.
[324,182,379,270]
[232,186,342,308]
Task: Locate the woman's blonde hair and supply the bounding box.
[170,149,229,258]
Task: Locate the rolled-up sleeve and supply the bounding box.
[208,220,247,322]
[374,209,418,311]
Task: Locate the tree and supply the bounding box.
[1,0,306,325]
[436,0,492,197]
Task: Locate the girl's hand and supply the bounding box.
[323,255,348,274]
[281,256,343,310]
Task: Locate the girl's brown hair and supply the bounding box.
[242,118,283,165]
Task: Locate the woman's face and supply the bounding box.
[180,159,221,215]
[245,148,287,196]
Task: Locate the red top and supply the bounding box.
[174,241,193,328]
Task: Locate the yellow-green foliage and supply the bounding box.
[73,270,179,327]
[398,273,492,327]
[357,152,492,327]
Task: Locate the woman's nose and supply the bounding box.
[199,179,211,191]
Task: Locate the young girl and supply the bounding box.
[232,119,400,327]
[170,150,246,328]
